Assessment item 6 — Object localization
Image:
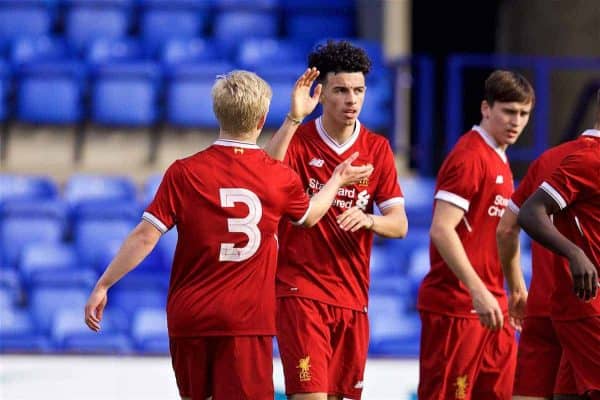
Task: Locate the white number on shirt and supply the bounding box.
[219,188,262,262]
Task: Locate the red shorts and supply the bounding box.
[169,336,274,400]
[513,317,563,397]
[554,317,600,396]
[276,297,369,399]
[418,311,517,400]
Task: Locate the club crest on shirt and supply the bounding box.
[234,147,244,154]
[358,177,369,187]
[495,174,504,184]
[308,158,325,167]
[454,374,468,399]
[297,356,311,382]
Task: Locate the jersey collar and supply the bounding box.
[472,125,507,163]
[581,129,600,138]
[213,139,260,149]
[315,116,361,155]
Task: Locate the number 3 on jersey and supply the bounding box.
[219,188,262,262]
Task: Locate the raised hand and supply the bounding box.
[289,67,322,121]
[333,152,373,187]
[568,249,599,301]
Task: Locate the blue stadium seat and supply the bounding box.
[214,0,277,11]
[74,219,136,268]
[90,62,161,126]
[0,286,15,308]
[165,62,234,128]
[359,86,392,131]
[213,11,278,57]
[10,36,73,66]
[0,268,21,303]
[0,216,64,268]
[131,307,169,354]
[64,3,130,52]
[111,287,166,316]
[407,244,430,296]
[0,1,52,47]
[255,65,306,128]
[281,0,354,12]
[399,176,435,229]
[161,38,223,65]
[286,15,354,42]
[1,199,68,223]
[0,174,58,204]
[86,37,145,66]
[143,173,162,207]
[30,287,89,333]
[384,228,430,271]
[16,61,86,124]
[237,38,309,70]
[157,227,177,268]
[368,294,421,356]
[51,308,131,354]
[72,199,141,223]
[139,4,209,55]
[0,305,50,353]
[0,61,8,123]
[64,174,137,206]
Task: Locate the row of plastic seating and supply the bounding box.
[0,0,355,54]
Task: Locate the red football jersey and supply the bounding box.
[276,118,404,311]
[510,132,600,317]
[418,126,514,317]
[144,140,310,337]
[539,129,600,320]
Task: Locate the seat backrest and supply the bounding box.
[0,3,51,43]
[30,287,89,332]
[140,8,208,55]
[74,219,135,267]
[10,36,72,66]
[0,174,58,203]
[286,14,354,42]
[1,216,64,268]
[19,243,78,278]
[65,5,129,52]
[237,38,308,70]
[213,11,278,57]
[64,174,137,206]
[160,38,221,65]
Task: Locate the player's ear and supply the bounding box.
[257,113,267,130]
[481,100,490,119]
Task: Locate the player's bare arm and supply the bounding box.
[303,152,373,227]
[264,67,322,161]
[496,208,527,330]
[519,189,599,301]
[430,200,504,330]
[84,220,162,332]
[336,204,407,238]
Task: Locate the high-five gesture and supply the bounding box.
[289,67,322,121]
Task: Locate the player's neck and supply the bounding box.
[321,115,355,145]
[218,129,259,144]
[478,121,508,151]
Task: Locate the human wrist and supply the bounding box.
[365,214,375,230]
[286,112,303,125]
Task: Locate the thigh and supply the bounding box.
[169,337,211,400]
[554,318,600,395]
[277,297,331,395]
[513,317,562,397]
[554,352,579,396]
[328,308,369,400]
[472,322,517,400]
[212,336,274,400]
[417,312,488,400]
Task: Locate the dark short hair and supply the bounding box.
[484,70,535,107]
[308,40,371,84]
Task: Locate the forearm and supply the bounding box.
[431,225,487,293]
[497,221,526,294]
[95,224,160,290]
[305,176,343,226]
[264,117,300,161]
[369,209,407,238]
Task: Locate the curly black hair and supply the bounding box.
[308,40,372,83]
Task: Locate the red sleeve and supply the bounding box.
[282,167,311,224]
[143,161,184,233]
[435,149,483,211]
[374,140,404,210]
[541,148,600,210]
[511,158,544,210]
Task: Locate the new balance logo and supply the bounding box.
[309,158,325,167]
[495,175,504,184]
[354,380,364,389]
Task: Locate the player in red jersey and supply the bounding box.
[518,91,600,400]
[416,70,534,400]
[83,70,373,400]
[264,41,408,400]
[496,132,600,399]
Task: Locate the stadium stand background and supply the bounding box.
[0,0,599,398]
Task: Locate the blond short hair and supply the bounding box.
[212,70,272,134]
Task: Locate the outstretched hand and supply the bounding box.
[333,152,373,187]
[289,67,322,121]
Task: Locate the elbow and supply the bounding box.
[429,223,445,245]
[496,222,519,244]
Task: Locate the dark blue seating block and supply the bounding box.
[30,287,89,333]
[0,174,58,203]
[0,2,52,44]
[157,227,177,268]
[214,0,277,11]
[383,228,430,269]
[140,8,208,55]
[143,173,162,206]
[91,62,161,126]
[17,61,86,124]
[1,199,67,221]
[0,306,35,336]
[86,38,145,66]
[62,333,133,354]
[64,174,137,206]
[0,268,20,302]
[72,199,141,222]
[281,0,354,11]
[10,36,73,66]
[286,15,354,42]
[213,11,278,57]
[131,307,168,354]
[0,216,64,268]
[65,5,130,52]
[74,219,135,267]
[161,38,223,65]
[0,334,51,353]
[111,287,165,316]
[238,38,308,70]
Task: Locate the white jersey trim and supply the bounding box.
[292,203,312,226]
[142,211,168,233]
[540,182,567,210]
[315,117,361,155]
[581,129,600,138]
[472,125,508,163]
[378,197,405,210]
[435,190,470,211]
[213,139,260,149]
[507,199,520,215]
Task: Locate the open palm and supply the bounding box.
[289,67,323,119]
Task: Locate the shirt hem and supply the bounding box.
[276,293,367,313]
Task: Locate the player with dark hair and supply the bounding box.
[417,70,535,399]
[265,40,408,400]
[518,89,600,400]
[84,70,373,400]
